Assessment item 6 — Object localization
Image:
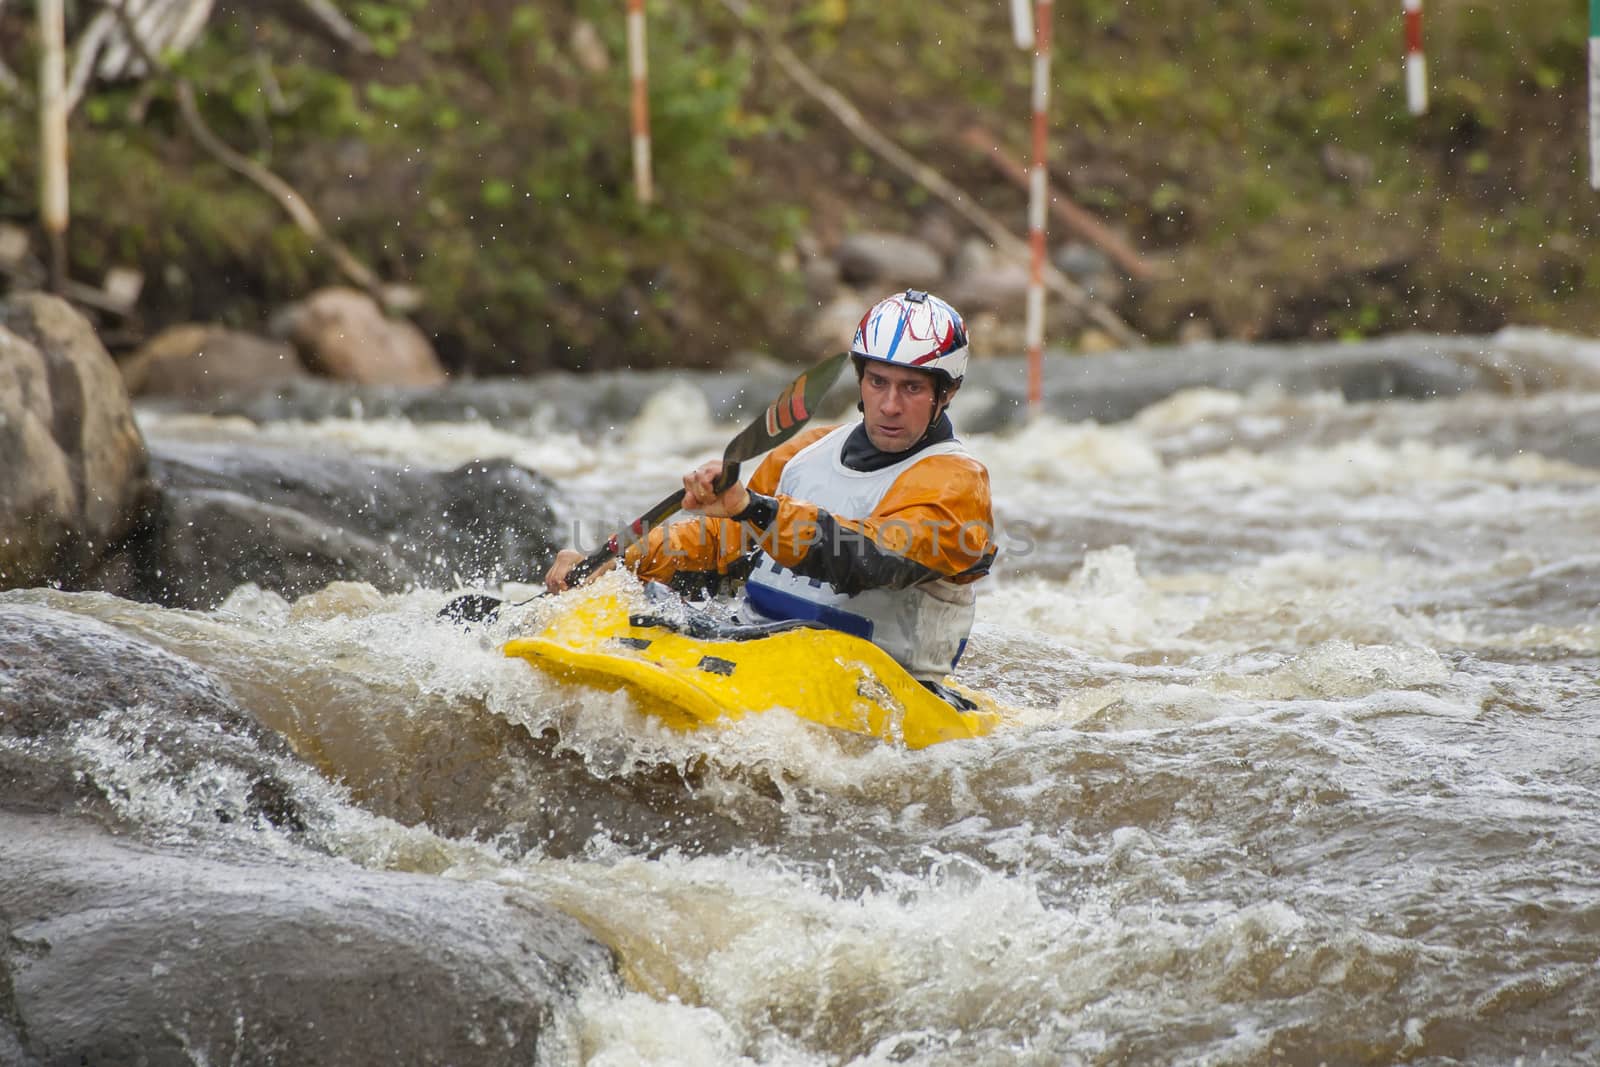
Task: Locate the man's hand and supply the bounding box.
[682,460,750,518]
[544,548,617,593]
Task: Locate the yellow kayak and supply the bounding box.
[504,586,1006,748]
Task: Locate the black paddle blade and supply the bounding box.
[563,352,848,586]
[438,593,503,623]
[722,351,849,464]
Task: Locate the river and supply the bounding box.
[4,330,1599,1065]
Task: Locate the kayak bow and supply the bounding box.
[504,586,1006,748]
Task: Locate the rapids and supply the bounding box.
[5,331,1600,1065]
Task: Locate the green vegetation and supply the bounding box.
[0,0,1594,372]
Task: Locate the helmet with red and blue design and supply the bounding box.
[850,289,969,387]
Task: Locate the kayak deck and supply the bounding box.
[504,589,1004,748]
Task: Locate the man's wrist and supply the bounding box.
[730,491,778,528]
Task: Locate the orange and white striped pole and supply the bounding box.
[1008,0,1032,50]
[1025,0,1053,417]
[627,0,654,204]
[1404,0,1428,116]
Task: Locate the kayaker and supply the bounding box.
[545,289,995,682]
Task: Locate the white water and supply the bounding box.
[22,340,1600,1065]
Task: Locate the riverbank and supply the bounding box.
[0,2,1593,376]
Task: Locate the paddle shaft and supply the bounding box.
[438,351,847,622]
[564,460,740,586]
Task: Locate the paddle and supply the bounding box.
[439,350,850,623]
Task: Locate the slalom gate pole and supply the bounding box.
[38,0,68,292]
[1590,0,1600,189]
[1025,0,1054,419]
[1009,0,1033,51]
[628,0,654,204]
[1404,0,1428,116]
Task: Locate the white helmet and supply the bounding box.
[850,290,969,386]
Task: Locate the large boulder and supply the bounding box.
[120,323,310,402]
[835,231,945,288]
[805,290,870,355]
[0,602,304,830]
[0,600,614,1065]
[0,292,149,588]
[275,286,447,386]
[109,441,562,608]
[0,812,612,1067]
[0,330,75,585]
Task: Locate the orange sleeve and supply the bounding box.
[622,425,840,583]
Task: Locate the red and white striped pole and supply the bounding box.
[1009,0,1032,51]
[1403,0,1427,116]
[1025,0,1053,418]
[627,0,654,204]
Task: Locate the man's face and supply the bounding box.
[860,361,944,452]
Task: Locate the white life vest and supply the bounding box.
[740,425,979,680]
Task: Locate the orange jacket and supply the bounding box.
[623,425,995,593]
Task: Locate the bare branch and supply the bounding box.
[174,80,379,294]
[254,45,288,114]
[959,125,1162,282]
[97,0,386,299]
[64,10,117,113]
[292,0,374,54]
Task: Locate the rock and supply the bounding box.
[1053,242,1124,304]
[1076,328,1121,354]
[943,261,1032,314]
[947,237,1000,280]
[117,442,561,608]
[913,211,963,258]
[1177,317,1217,345]
[0,812,613,1067]
[835,232,944,288]
[1319,143,1375,186]
[1054,241,1111,282]
[801,252,840,295]
[0,223,29,269]
[0,602,306,831]
[942,238,1036,314]
[137,486,414,608]
[0,330,76,585]
[806,290,870,355]
[964,310,1024,360]
[570,18,610,73]
[0,292,150,588]
[275,287,446,386]
[120,323,309,402]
